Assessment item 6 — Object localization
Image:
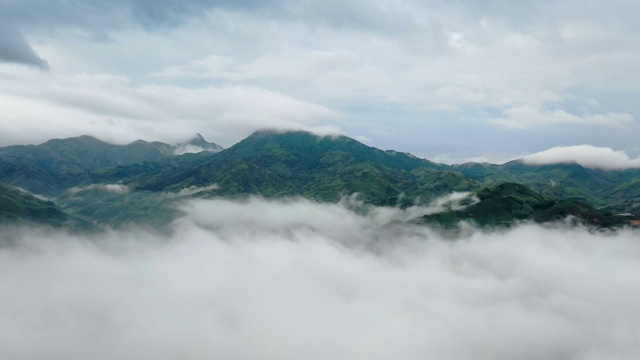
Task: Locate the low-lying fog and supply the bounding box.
[1,197,639,360]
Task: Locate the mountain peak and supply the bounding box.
[185,133,209,147]
[174,133,224,155]
[44,135,106,146]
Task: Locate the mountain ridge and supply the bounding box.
[132,130,469,206]
[0,129,637,230]
[0,134,223,196]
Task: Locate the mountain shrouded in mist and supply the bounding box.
[0,129,635,230]
[0,131,637,359]
[133,130,473,206]
[2,1,640,358]
[419,182,624,228]
[0,134,222,196]
[174,133,224,155]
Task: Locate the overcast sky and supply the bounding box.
[1,0,639,163]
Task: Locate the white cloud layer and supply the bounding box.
[521,145,640,170]
[0,0,639,160]
[173,144,215,155]
[1,198,640,359]
[69,183,130,194]
[0,67,341,147]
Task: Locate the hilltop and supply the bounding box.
[0,129,634,230]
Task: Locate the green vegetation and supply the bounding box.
[452,160,640,210]
[0,135,222,196]
[0,182,94,230]
[132,130,474,207]
[420,182,625,229]
[0,130,636,230]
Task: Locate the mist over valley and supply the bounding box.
[2,197,640,359]
[2,0,640,358]
[0,130,639,359]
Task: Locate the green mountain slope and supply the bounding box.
[55,187,181,230]
[0,130,637,230]
[0,182,93,230]
[0,136,170,196]
[0,135,224,196]
[133,130,472,207]
[452,160,640,208]
[419,182,625,228]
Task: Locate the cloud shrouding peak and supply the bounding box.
[521,145,640,170]
[0,69,341,147]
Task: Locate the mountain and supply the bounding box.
[0,181,93,230]
[54,185,181,231]
[0,130,636,230]
[419,182,625,228]
[0,135,177,196]
[174,133,224,154]
[452,160,640,209]
[132,130,472,206]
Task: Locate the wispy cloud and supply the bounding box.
[69,183,130,195]
[490,105,634,129]
[0,70,341,146]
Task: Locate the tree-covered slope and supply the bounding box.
[0,135,223,196]
[452,160,640,208]
[0,130,637,230]
[0,136,169,196]
[132,130,473,206]
[419,182,625,228]
[0,182,93,230]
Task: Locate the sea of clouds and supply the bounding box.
[1,197,639,360]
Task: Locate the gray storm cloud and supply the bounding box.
[1,197,640,359]
[0,26,48,70]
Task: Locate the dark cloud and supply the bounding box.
[0,0,415,35]
[2,0,639,35]
[0,0,260,29]
[0,26,48,69]
[0,0,629,72]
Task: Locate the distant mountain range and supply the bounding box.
[451,160,640,208]
[0,130,637,231]
[0,133,223,196]
[419,182,625,229]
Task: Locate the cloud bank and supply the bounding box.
[0,71,341,146]
[1,0,639,160]
[521,145,640,170]
[1,197,639,359]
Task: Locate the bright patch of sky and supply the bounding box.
[0,0,638,163]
